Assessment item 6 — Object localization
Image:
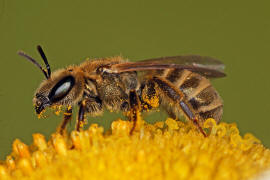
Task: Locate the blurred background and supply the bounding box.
[0,0,269,159]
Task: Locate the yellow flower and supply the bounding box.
[0,118,270,180]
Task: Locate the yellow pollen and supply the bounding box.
[142,93,159,108]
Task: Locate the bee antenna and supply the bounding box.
[37,45,51,78]
[17,50,49,79]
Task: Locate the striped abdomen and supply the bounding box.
[153,69,223,122]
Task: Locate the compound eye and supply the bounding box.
[55,81,71,96]
[48,76,75,103]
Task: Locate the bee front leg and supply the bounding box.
[128,90,141,135]
[58,106,72,135]
[76,101,86,131]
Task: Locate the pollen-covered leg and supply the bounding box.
[76,101,86,131]
[151,76,206,137]
[139,81,160,111]
[128,90,141,135]
[57,106,72,135]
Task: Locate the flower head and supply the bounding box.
[0,118,270,180]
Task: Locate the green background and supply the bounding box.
[0,0,269,159]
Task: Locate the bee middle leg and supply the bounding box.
[76,101,86,131]
[74,96,103,131]
[128,90,141,134]
[151,77,206,137]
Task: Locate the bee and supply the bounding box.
[18,45,225,136]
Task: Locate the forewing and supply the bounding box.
[110,55,226,78]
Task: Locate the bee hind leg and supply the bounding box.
[151,77,206,137]
[128,90,141,135]
[179,101,207,137]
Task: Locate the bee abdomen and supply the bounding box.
[151,69,223,122]
[163,69,223,122]
[188,86,223,122]
[181,73,223,122]
[198,105,223,122]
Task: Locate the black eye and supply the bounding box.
[48,76,75,103]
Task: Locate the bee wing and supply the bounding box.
[110,55,226,78]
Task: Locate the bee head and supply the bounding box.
[33,72,85,114]
[18,46,84,115]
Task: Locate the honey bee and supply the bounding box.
[18,45,225,136]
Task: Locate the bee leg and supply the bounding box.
[58,106,72,135]
[128,90,141,135]
[76,101,86,131]
[152,77,206,137]
[179,101,207,137]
